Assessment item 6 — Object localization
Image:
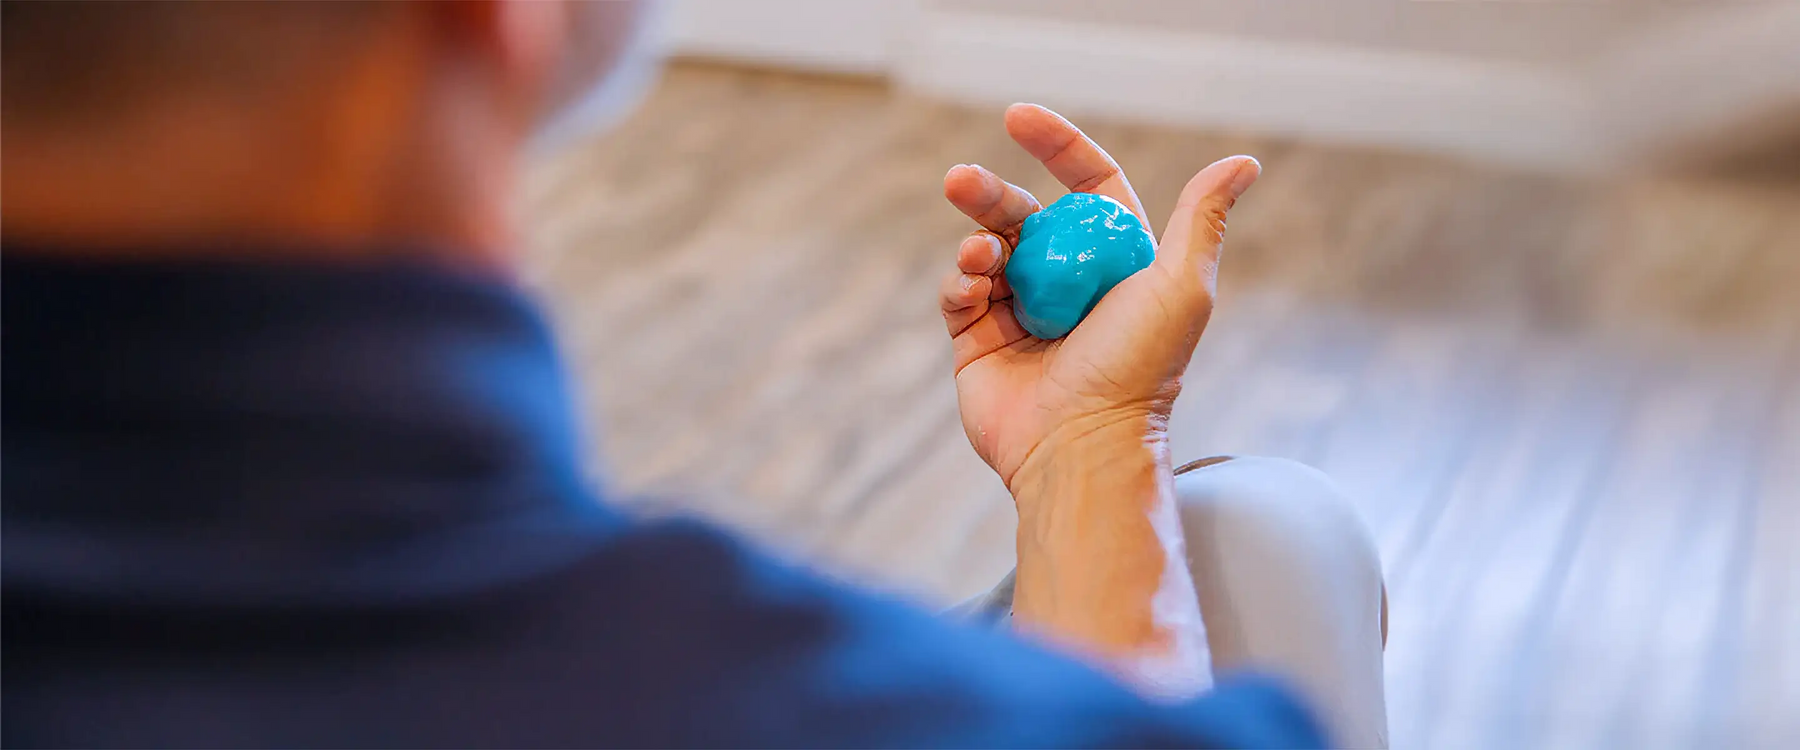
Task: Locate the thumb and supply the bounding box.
[1154,155,1260,294]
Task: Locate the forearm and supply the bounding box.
[1008,411,1211,699]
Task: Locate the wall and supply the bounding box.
[663,0,911,74]
[663,0,1800,173]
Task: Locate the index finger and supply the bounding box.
[1003,103,1148,225]
[945,164,1042,242]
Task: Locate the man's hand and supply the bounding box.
[939,105,1258,696]
[939,104,1259,493]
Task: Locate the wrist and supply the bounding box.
[1010,408,1176,561]
[1008,407,1172,503]
[1006,408,1203,672]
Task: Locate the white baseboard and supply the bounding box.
[893,10,1594,171]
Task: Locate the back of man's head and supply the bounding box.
[1,0,649,264]
[2,1,391,126]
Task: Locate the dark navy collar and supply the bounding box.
[3,251,622,604]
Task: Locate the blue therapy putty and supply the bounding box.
[1005,193,1155,339]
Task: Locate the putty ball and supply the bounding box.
[1005,193,1155,339]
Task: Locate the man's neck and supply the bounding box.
[1,97,515,271]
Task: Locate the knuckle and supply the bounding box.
[1200,197,1233,241]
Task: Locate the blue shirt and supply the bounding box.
[1,252,1326,748]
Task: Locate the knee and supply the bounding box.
[1173,456,1385,640]
[1174,456,1376,564]
[1177,457,1389,746]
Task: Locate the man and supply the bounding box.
[2,2,1385,747]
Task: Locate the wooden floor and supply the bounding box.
[519,63,1800,750]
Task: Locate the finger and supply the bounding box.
[956,231,1008,276]
[950,299,1033,375]
[944,164,1042,240]
[940,265,1032,372]
[1154,155,1260,293]
[1003,103,1148,223]
[941,270,993,335]
[989,273,1012,301]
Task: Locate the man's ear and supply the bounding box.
[434,0,568,106]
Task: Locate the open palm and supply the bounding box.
[939,105,1259,489]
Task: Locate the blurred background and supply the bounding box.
[518,1,1800,748]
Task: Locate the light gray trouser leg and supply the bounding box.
[952,455,1389,749]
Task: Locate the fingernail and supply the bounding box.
[1228,156,1261,199]
[981,234,1003,263]
[959,274,977,291]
